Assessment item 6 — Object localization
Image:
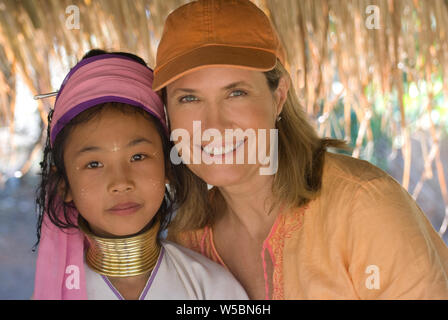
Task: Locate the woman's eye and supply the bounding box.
[86,161,103,169]
[179,95,198,103]
[229,90,247,97]
[131,154,147,162]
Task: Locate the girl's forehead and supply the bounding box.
[65,109,162,151]
[85,108,157,130]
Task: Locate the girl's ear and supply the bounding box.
[57,179,73,203]
[52,166,73,202]
[64,188,73,203]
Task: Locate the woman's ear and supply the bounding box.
[274,75,290,117]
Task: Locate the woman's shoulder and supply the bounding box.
[160,240,248,299]
[314,151,413,221]
[323,151,390,186]
[316,152,436,244]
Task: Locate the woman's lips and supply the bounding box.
[200,138,247,159]
[107,202,142,216]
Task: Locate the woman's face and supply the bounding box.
[166,67,288,188]
[63,108,167,237]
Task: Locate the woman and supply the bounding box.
[153,0,448,299]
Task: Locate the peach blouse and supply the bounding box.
[171,152,448,299]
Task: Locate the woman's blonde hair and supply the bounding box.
[167,61,348,235]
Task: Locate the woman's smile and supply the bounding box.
[201,138,246,157]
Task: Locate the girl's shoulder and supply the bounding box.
[160,240,248,299]
[161,239,217,267]
[167,227,210,254]
[167,226,226,267]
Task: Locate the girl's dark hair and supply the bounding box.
[35,49,179,248]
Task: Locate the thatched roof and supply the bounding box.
[0,0,448,231]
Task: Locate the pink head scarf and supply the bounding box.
[34,54,166,299]
[50,53,167,145]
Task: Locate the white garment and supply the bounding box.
[85,240,248,300]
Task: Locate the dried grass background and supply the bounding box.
[0,0,447,234]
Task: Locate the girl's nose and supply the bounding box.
[107,167,135,194]
[109,182,134,194]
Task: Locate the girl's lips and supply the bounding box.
[107,202,142,216]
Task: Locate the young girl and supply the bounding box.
[33,50,248,300]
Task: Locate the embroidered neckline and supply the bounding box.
[205,205,308,300]
[205,226,230,270]
[267,205,307,299]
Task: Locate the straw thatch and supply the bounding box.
[0,0,447,232]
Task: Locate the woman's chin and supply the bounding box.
[191,163,260,188]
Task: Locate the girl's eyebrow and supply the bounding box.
[76,145,101,156]
[127,137,153,147]
[75,138,153,156]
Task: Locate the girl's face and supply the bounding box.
[63,108,167,237]
[166,67,288,188]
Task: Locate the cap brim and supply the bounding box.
[153,45,277,91]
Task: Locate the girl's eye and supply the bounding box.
[179,95,199,103]
[131,154,147,162]
[229,90,247,98]
[86,161,103,169]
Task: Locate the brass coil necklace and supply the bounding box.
[78,216,161,277]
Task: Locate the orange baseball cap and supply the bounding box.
[153,0,286,91]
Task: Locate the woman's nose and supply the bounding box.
[202,101,231,132]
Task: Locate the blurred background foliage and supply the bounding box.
[0,0,447,298]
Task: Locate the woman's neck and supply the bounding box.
[217,174,281,241]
